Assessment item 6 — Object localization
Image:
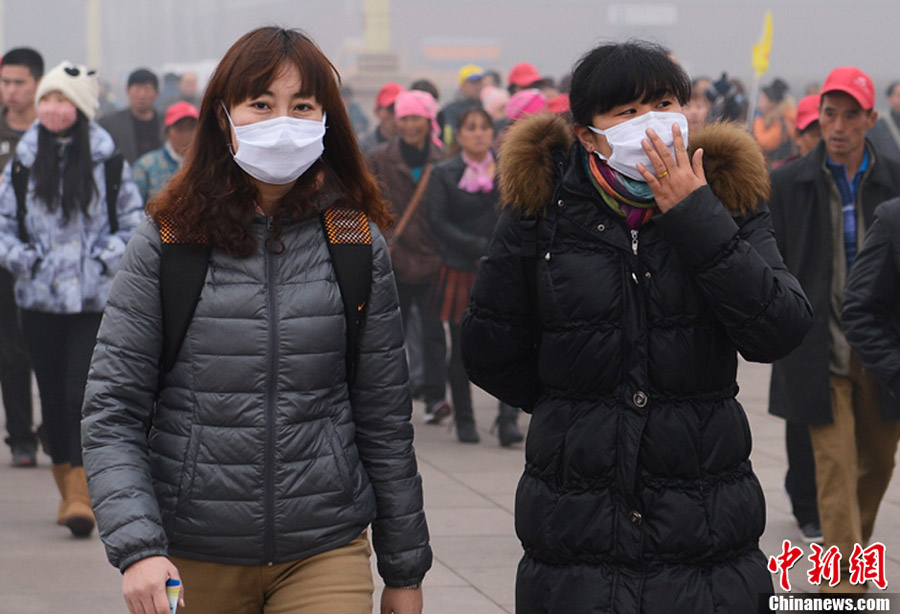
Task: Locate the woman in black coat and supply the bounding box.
[426,107,522,446]
[459,41,813,613]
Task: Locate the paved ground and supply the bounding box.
[2,359,899,613]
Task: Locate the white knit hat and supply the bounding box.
[35,61,99,122]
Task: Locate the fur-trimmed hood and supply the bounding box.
[498,113,770,216]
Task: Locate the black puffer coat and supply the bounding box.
[426,152,500,271]
[460,115,813,614]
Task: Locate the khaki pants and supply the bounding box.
[169,532,374,614]
[809,355,900,593]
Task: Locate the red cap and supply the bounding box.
[795,95,820,131]
[164,101,199,127]
[508,62,542,88]
[375,82,404,110]
[821,66,874,110]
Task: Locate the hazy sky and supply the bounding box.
[4,0,900,108]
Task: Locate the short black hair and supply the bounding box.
[127,68,159,90]
[1,47,44,80]
[569,40,690,126]
[410,78,440,101]
[886,81,900,98]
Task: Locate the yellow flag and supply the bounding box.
[751,11,773,78]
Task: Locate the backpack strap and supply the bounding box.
[157,212,211,376]
[320,205,373,386]
[104,153,124,234]
[11,158,30,243]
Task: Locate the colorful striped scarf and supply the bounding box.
[582,149,659,229]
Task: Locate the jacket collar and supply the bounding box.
[797,139,893,188]
[499,113,770,217]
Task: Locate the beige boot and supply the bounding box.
[51,463,71,526]
[62,466,95,538]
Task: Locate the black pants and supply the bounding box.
[20,310,102,467]
[396,281,446,407]
[785,419,819,525]
[0,269,35,448]
[448,322,517,424]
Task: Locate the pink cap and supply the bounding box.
[821,67,874,110]
[164,101,199,127]
[394,90,442,147]
[508,62,542,88]
[506,88,548,121]
[375,82,404,110]
[795,95,820,131]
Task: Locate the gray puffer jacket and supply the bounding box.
[82,213,431,588]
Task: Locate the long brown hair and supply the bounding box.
[148,27,391,257]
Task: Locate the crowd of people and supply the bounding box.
[0,25,899,614]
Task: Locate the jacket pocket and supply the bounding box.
[325,420,359,511]
[171,423,202,536]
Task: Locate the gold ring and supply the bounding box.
[657,170,669,179]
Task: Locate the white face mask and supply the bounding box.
[223,102,326,185]
[588,111,689,182]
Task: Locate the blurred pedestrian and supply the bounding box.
[507,61,542,95]
[495,88,547,149]
[753,77,797,167]
[368,90,451,425]
[0,47,42,467]
[133,101,199,204]
[706,72,747,123]
[867,80,900,161]
[95,78,117,119]
[359,81,403,155]
[768,92,825,545]
[481,85,509,122]
[99,68,163,164]
[773,94,821,169]
[440,64,484,148]
[341,84,369,137]
[684,76,712,134]
[82,27,431,614]
[768,66,900,593]
[425,107,522,445]
[0,60,143,537]
[483,69,502,89]
[461,40,812,613]
[161,71,201,110]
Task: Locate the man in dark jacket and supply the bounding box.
[842,198,900,411]
[0,47,42,466]
[769,66,900,593]
[99,68,162,164]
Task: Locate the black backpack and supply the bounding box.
[157,205,373,385]
[11,153,124,241]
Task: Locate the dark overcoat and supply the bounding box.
[768,141,900,423]
[460,115,813,614]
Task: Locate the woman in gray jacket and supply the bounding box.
[0,60,143,538]
[81,28,430,614]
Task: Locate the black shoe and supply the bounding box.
[496,419,524,447]
[799,521,823,544]
[10,442,37,467]
[456,420,480,443]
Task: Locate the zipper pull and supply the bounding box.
[631,229,639,255]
